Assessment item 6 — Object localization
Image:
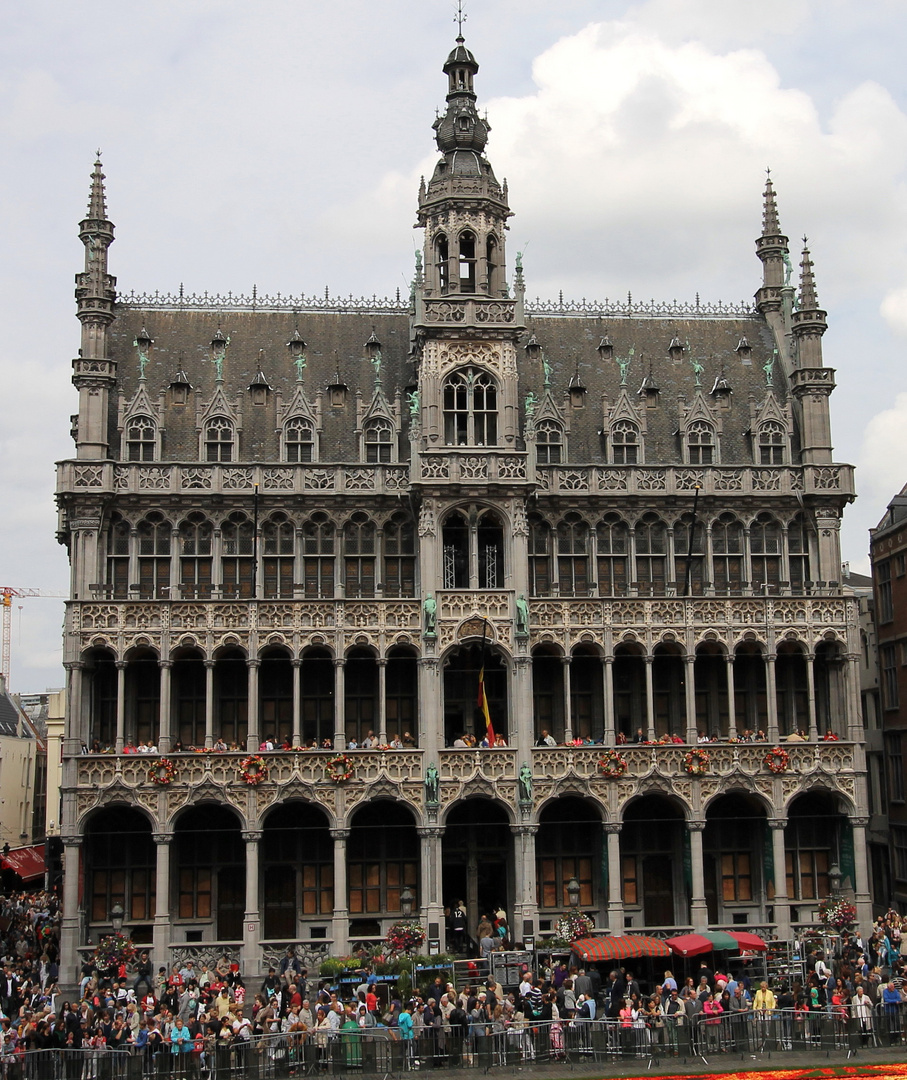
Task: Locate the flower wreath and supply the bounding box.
[326,754,354,782]
[764,746,790,774]
[598,749,629,779]
[148,757,176,785]
[239,755,269,786]
[683,749,711,776]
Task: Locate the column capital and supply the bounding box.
[765,653,776,663]
[850,816,870,829]
[333,657,346,669]
[291,658,303,668]
[687,818,706,832]
[204,659,216,670]
[511,824,538,836]
[561,656,572,667]
[61,834,83,847]
[115,660,128,670]
[513,655,532,669]
[330,828,350,841]
[725,653,734,664]
[767,818,787,831]
[153,832,174,845]
[376,658,388,668]
[159,659,173,670]
[645,655,655,666]
[417,826,444,839]
[246,658,261,670]
[64,660,85,672]
[418,657,439,669]
[604,822,623,835]
[242,830,262,843]
[602,655,614,666]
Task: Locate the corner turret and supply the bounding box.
[789,238,835,464]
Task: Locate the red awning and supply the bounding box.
[727,931,767,952]
[572,935,671,962]
[1,844,45,882]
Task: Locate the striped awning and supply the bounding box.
[571,935,672,962]
[1,844,45,882]
[728,931,767,952]
[667,931,739,957]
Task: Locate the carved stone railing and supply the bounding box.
[73,749,425,789]
[531,742,855,779]
[439,749,517,780]
[73,599,421,635]
[417,450,528,484]
[419,298,517,327]
[534,463,855,499]
[57,461,411,497]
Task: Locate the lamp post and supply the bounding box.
[110,902,125,934]
[829,863,842,896]
[400,885,414,919]
[566,877,581,910]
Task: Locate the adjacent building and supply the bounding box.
[56,31,870,980]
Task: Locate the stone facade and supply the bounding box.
[56,32,869,981]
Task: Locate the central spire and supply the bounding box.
[432,35,490,166]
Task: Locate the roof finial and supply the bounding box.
[454,0,467,39]
[761,167,781,238]
[799,235,820,310]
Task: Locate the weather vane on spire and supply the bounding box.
[454,0,467,37]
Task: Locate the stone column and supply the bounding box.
[725,655,737,741]
[511,825,538,943]
[512,656,534,763]
[684,655,697,744]
[333,659,346,751]
[805,653,818,740]
[418,657,441,757]
[603,657,615,745]
[246,659,260,752]
[60,835,83,984]
[417,826,445,944]
[845,653,863,742]
[64,661,85,753]
[242,830,262,977]
[115,660,127,752]
[605,822,624,930]
[561,657,573,744]
[152,832,173,968]
[769,817,791,939]
[765,654,778,742]
[850,816,873,930]
[688,819,708,930]
[158,660,172,753]
[644,656,655,741]
[204,660,215,748]
[377,659,388,745]
[291,659,302,746]
[330,829,350,957]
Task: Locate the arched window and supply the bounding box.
[528,516,552,596]
[711,513,745,594]
[443,368,498,446]
[611,420,639,465]
[435,233,450,293]
[262,514,295,599]
[126,415,156,461]
[635,514,667,595]
[674,512,706,595]
[179,513,213,599]
[758,421,786,465]
[205,417,234,463]
[284,417,315,463]
[343,513,376,598]
[686,420,714,465]
[458,230,477,291]
[751,513,782,592]
[364,418,394,463]
[536,419,563,464]
[486,235,499,293]
[302,514,334,598]
[384,515,416,598]
[556,513,589,597]
[137,513,171,599]
[597,514,629,596]
[221,512,254,598]
[788,513,811,591]
[106,514,130,599]
[442,507,503,589]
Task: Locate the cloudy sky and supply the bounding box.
[2,0,906,693]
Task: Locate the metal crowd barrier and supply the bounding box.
[10,1006,905,1078]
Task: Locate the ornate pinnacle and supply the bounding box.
[798,237,820,311]
[761,168,781,238]
[86,153,109,223]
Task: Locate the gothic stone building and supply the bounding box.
[57,33,869,979]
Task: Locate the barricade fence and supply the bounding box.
[10,1006,906,1078]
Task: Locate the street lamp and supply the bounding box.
[829,863,842,895]
[110,903,125,934]
[566,877,581,909]
[400,885,414,919]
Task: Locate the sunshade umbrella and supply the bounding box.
[666,930,739,956]
[571,935,672,962]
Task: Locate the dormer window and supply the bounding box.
[126,415,156,461]
[535,419,563,464]
[610,420,639,465]
[205,417,234,462]
[364,418,394,463]
[758,420,786,465]
[686,420,714,465]
[284,417,315,463]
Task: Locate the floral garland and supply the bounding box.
[555,910,594,942]
[764,746,790,774]
[239,755,269,786]
[598,749,628,779]
[818,896,857,930]
[148,757,176,785]
[683,749,711,775]
[384,920,425,954]
[94,932,135,970]
[325,755,354,782]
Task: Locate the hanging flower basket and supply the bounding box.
[683,749,711,776]
[384,920,425,954]
[555,910,594,942]
[148,757,176,785]
[764,746,790,774]
[94,932,135,971]
[818,896,857,930]
[598,749,628,779]
[326,755,354,782]
[239,755,269,786]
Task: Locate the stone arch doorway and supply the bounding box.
[621,794,688,928]
[442,799,512,942]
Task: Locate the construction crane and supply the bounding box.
[0,588,67,688]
